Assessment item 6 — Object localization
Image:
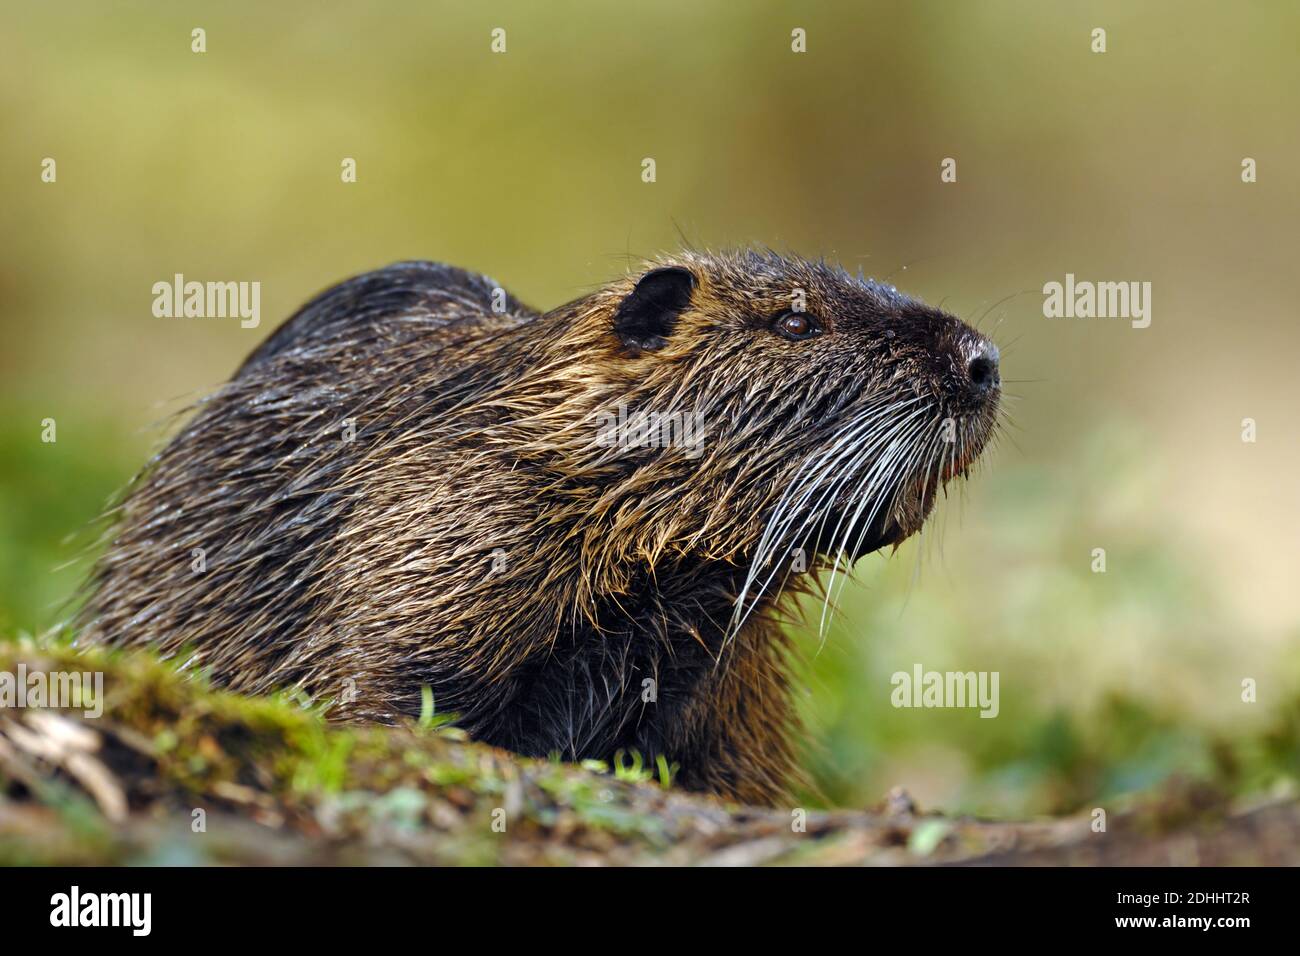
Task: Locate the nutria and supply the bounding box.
[78,251,1002,805]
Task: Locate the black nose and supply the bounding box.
[966,347,1000,395]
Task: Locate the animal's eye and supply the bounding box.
[774,311,820,341]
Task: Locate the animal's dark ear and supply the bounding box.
[612,266,696,353]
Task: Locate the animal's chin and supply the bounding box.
[796,413,995,564]
[834,520,906,561]
[811,498,930,562]
[808,468,946,562]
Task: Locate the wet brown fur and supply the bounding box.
[78,250,1000,805]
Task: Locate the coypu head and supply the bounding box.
[558,249,1001,622]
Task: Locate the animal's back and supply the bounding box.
[78,261,535,698]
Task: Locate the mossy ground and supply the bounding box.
[1,637,1298,866]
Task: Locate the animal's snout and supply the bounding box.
[965,344,1000,397]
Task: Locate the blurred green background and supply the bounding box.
[2,1,1297,816]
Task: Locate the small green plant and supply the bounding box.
[612,749,651,784]
[655,754,678,789]
[416,684,458,732]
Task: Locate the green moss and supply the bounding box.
[0,637,710,864]
[3,636,1298,865]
